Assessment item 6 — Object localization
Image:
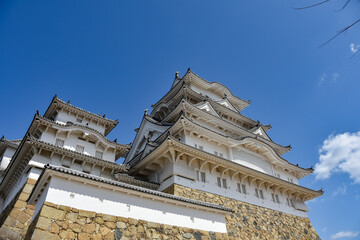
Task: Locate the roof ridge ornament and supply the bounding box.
[175,71,181,80]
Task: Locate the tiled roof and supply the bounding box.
[0,137,22,149]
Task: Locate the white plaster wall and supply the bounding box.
[0,148,16,170]
[55,110,105,135]
[189,85,223,102]
[42,177,228,233]
[157,159,308,218]
[40,131,115,162]
[232,148,273,175]
[190,117,226,135]
[273,168,299,185]
[185,135,228,159]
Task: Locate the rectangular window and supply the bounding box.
[223,178,227,188]
[55,139,64,147]
[255,188,264,199]
[196,170,200,181]
[259,190,264,199]
[76,118,83,123]
[242,184,247,194]
[95,151,103,159]
[195,144,203,150]
[200,172,206,183]
[76,145,84,153]
[214,151,218,156]
[286,198,294,207]
[237,183,241,192]
[272,193,280,203]
[217,177,221,187]
[219,153,223,157]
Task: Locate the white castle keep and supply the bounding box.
[0,69,323,240]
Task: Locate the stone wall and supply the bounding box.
[28,202,229,240]
[0,178,36,240]
[164,184,321,240]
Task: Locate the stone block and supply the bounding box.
[95,217,104,224]
[79,210,96,218]
[102,215,116,222]
[27,178,37,185]
[50,222,60,234]
[14,200,27,209]
[22,184,34,194]
[100,226,111,236]
[69,223,82,233]
[83,223,96,233]
[32,229,60,240]
[104,221,116,228]
[40,205,65,220]
[78,232,90,240]
[116,221,127,229]
[36,216,52,230]
[9,208,29,224]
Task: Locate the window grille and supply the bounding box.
[55,139,64,147]
[95,151,103,159]
[76,145,84,153]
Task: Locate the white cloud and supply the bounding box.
[331,231,359,239]
[318,73,326,86]
[332,184,347,197]
[350,43,360,54]
[332,73,339,81]
[314,132,360,183]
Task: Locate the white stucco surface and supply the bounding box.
[157,158,308,218]
[42,177,228,233]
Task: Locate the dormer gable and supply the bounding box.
[44,96,118,136]
[216,98,238,112]
[195,102,221,118]
[252,126,271,141]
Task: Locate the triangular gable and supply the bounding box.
[196,102,221,118]
[216,98,238,112]
[252,126,271,141]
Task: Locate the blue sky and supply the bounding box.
[1,0,359,239]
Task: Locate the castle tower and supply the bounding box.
[0,96,131,238]
[125,69,323,239]
[0,96,232,240]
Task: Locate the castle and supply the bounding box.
[0,69,323,239]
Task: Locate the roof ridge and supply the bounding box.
[53,96,118,123]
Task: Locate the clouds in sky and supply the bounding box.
[332,73,339,81]
[332,184,347,197]
[331,231,359,239]
[318,73,326,86]
[314,132,360,183]
[350,43,360,54]
[318,73,339,86]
